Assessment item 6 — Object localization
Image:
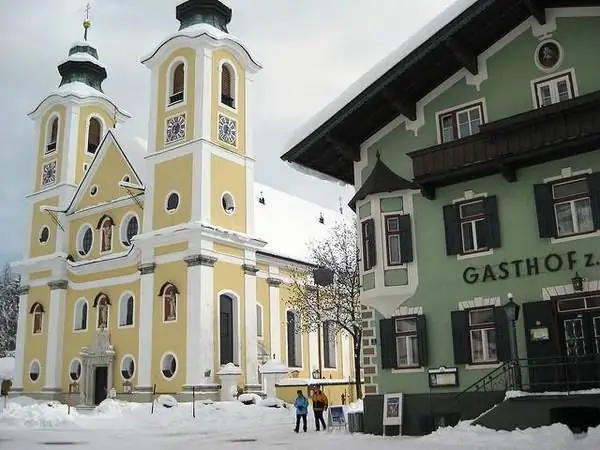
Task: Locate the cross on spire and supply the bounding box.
[83,2,92,41]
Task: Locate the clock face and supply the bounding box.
[41,161,57,187]
[166,114,186,144]
[218,114,237,146]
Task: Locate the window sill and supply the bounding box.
[551,230,600,244]
[391,367,424,374]
[218,101,238,115]
[465,362,501,370]
[457,249,494,260]
[166,100,186,111]
[118,325,135,330]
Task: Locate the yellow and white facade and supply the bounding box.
[11,0,353,405]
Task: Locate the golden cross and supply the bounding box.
[85,2,91,20]
[83,2,92,41]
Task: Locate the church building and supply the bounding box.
[10,0,353,406]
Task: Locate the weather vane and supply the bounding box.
[83,2,92,41]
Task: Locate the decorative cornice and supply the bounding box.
[184,254,218,267]
[242,264,259,275]
[138,263,156,275]
[266,277,282,287]
[48,279,68,290]
[18,285,30,295]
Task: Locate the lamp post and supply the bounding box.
[571,272,584,292]
[503,293,521,390]
[313,267,334,382]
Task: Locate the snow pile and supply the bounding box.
[347,398,363,413]
[0,357,14,380]
[506,389,600,399]
[238,393,262,405]
[0,398,78,428]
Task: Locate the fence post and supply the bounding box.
[67,384,72,415]
[151,384,156,415]
[192,386,196,418]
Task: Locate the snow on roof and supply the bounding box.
[254,183,351,263]
[0,356,15,380]
[110,129,148,181]
[286,0,478,151]
[57,52,105,69]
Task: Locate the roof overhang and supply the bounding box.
[280,0,600,185]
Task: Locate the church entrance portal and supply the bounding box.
[94,366,108,405]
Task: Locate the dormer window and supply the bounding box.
[169,62,185,105]
[87,117,102,154]
[220,63,235,109]
[46,117,59,154]
[319,213,325,224]
[258,192,265,205]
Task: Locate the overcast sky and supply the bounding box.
[0,0,455,264]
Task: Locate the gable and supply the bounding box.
[66,131,144,214]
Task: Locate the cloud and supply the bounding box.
[0,0,454,263]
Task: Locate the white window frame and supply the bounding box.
[218,59,238,113]
[458,200,488,254]
[323,321,337,369]
[73,298,88,333]
[118,292,135,329]
[531,69,578,109]
[383,214,403,267]
[165,58,188,110]
[468,308,498,364]
[256,303,263,338]
[44,114,60,156]
[436,101,485,144]
[552,178,594,238]
[394,317,420,368]
[286,309,303,369]
[84,115,106,156]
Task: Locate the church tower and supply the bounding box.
[24,12,130,262]
[140,0,262,238]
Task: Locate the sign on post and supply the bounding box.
[382,393,403,436]
[327,405,346,430]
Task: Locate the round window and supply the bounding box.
[78,225,93,256]
[29,360,41,382]
[39,226,50,244]
[69,359,82,382]
[221,192,235,215]
[90,185,98,196]
[165,192,180,213]
[121,215,139,246]
[121,355,135,380]
[536,40,562,71]
[161,353,177,379]
[122,175,130,183]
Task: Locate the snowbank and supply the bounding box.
[0,357,15,380]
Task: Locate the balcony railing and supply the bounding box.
[409,90,600,184]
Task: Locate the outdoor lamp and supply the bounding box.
[571,272,584,292]
[312,369,321,379]
[503,293,520,322]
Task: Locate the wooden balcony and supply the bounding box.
[408,90,600,199]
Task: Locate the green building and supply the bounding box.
[282,0,600,436]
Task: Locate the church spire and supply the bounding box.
[56,2,107,92]
[176,0,232,32]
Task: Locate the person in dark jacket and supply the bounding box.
[312,388,328,431]
[293,390,309,433]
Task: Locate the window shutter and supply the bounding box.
[398,214,414,263]
[379,318,397,369]
[493,307,511,362]
[533,183,556,238]
[484,195,501,249]
[442,204,461,256]
[366,218,377,269]
[451,310,470,365]
[416,315,428,367]
[587,172,600,230]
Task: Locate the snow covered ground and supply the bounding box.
[0,395,598,450]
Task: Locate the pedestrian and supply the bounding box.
[293,389,309,433]
[312,388,328,431]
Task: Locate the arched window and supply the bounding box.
[46,117,59,153]
[30,303,44,334]
[119,294,134,327]
[87,117,102,154]
[286,309,302,368]
[158,283,178,322]
[74,299,88,331]
[97,215,114,253]
[94,294,111,329]
[221,63,235,108]
[169,62,185,105]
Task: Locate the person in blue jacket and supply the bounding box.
[293,390,309,433]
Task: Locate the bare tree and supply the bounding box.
[287,220,363,399]
[0,263,19,357]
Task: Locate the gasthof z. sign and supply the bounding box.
[462,250,600,284]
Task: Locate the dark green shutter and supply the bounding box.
[533,183,556,238]
[416,315,428,367]
[493,307,511,362]
[379,318,397,369]
[484,196,501,249]
[398,214,414,263]
[443,204,461,256]
[587,172,600,230]
[451,310,470,365]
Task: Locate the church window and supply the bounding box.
[94,294,110,329]
[38,226,50,244]
[220,63,235,109]
[161,353,177,379]
[169,62,185,105]
[87,117,102,154]
[29,360,41,382]
[69,359,82,382]
[120,214,139,247]
[159,283,178,322]
[286,310,302,368]
[165,192,180,213]
[30,302,44,335]
[99,216,114,253]
[46,116,59,154]
[77,225,93,256]
[118,293,134,327]
[90,185,98,196]
[121,355,135,380]
[74,298,88,331]
[221,192,235,215]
